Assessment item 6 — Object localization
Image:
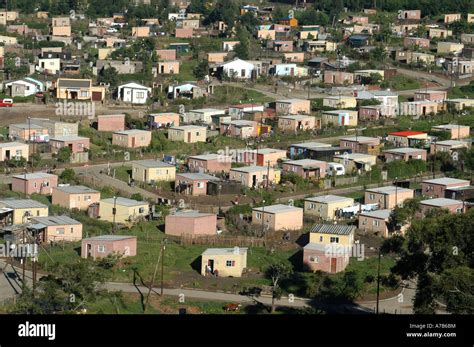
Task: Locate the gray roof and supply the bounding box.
[188,153,223,161]
[169,210,215,218]
[291,141,333,149]
[422,177,470,186]
[359,209,392,219]
[230,165,268,173]
[0,142,28,148]
[284,159,326,168]
[432,124,469,130]
[251,148,286,155]
[50,136,89,142]
[303,243,327,252]
[435,140,468,147]
[384,147,425,154]
[57,79,91,88]
[253,204,302,214]
[101,197,147,206]
[10,123,44,129]
[83,235,136,241]
[202,247,248,256]
[30,215,81,226]
[12,172,57,180]
[340,136,379,143]
[170,125,207,131]
[305,195,354,204]
[310,224,356,235]
[420,198,462,207]
[54,185,99,194]
[133,159,174,168]
[279,114,313,120]
[114,129,151,135]
[366,186,413,194]
[0,199,48,209]
[177,173,219,181]
[334,153,375,161]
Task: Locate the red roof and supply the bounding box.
[388,131,426,137]
[230,104,262,109]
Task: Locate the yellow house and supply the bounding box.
[168,125,207,143]
[201,247,248,277]
[323,96,357,109]
[56,78,106,101]
[0,199,49,225]
[437,42,464,54]
[309,224,355,246]
[304,195,355,221]
[98,48,115,60]
[132,159,176,183]
[99,197,150,224]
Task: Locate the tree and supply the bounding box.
[57,147,72,163]
[266,262,293,313]
[98,67,119,89]
[233,27,251,60]
[193,60,209,80]
[59,168,76,183]
[389,209,474,314]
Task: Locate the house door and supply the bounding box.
[207,259,214,272]
[187,132,191,142]
[252,175,257,187]
[92,91,102,101]
[290,68,294,76]
[5,150,10,160]
[330,258,337,273]
[161,66,165,74]
[87,244,92,258]
[131,137,136,147]
[70,91,78,99]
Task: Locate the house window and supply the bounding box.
[456,208,462,213]
[319,236,323,242]
[85,195,91,201]
[56,228,65,235]
[70,227,74,233]
[256,212,262,219]
[373,220,380,227]
[197,182,204,188]
[137,92,145,98]
[330,237,339,243]
[98,245,106,253]
[80,91,89,98]
[226,260,235,267]
[309,256,319,263]
[369,194,375,200]
[309,203,316,209]
[139,207,145,213]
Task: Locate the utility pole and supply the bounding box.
[161,239,166,296]
[266,160,270,190]
[376,247,381,314]
[112,196,117,234]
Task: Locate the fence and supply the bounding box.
[141,234,265,248]
[324,176,359,188]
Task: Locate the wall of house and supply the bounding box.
[165,214,217,237]
[358,216,389,237]
[99,201,149,223]
[12,207,49,225]
[303,248,349,273]
[52,190,100,210]
[201,252,246,277]
[46,223,83,242]
[11,176,58,195]
[421,182,469,198]
[81,238,137,259]
[132,165,176,183]
[188,158,231,173]
[97,115,125,131]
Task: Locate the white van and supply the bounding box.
[327,162,345,176]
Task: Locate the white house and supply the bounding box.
[355,90,399,117]
[184,108,226,124]
[5,77,44,97]
[270,64,309,77]
[218,58,257,80]
[37,58,61,74]
[117,82,151,104]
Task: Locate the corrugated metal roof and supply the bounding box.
[422,177,470,186]
[133,159,174,168]
[420,198,462,207]
[101,197,147,206]
[83,235,136,241]
[54,185,99,194]
[202,247,248,256]
[31,215,81,226]
[0,199,48,209]
[305,195,354,204]
[253,204,302,214]
[310,224,356,235]
[12,172,57,180]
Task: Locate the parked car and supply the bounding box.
[0,98,14,107]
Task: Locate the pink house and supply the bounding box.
[242,148,287,167]
[282,159,327,179]
[358,106,381,121]
[383,147,427,162]
[81,235,137,259]
[157,60,180,74]
[148,112,180,128]
[188,153,232,173]
[175,173,219,196]
[156,49,176,60]
[165,210,217,237]
[30,215,82,243]
[358,209,391,237]
[97,114,125,132]
[112,129,152,148]
[49,135,90,154]
[431,124,470,140]
[414,90,447,103]
[12,172,58,195]
[419,198,464,217]
[175,28,194,38]
[303,243,349,273]
[324,71,354,85]
[339,136,381,154]
[220,120,258,139]
[273,40,294,52]
[421,178,470,198]
[52,185,101,210]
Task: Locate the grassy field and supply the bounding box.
[381,75,420,91]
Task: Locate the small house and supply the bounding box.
[188,154,232,174]
[282,159,327,179]
[278,115,318,132]
[431,124,470,140]
[322,110,358,127]
[165,210,217,237]
[30,215,82,243]
[201,247,247,277]
[168,125,207,143]
[387,131,428,147]
[81,235,137,259]
[421,178,470,198]
[383,147,427,162]
[11,173,58,195]
[358,209,392,237]
[0,199,48,225]
[175,173,219,196]
[365,186,414,209]
[220,120,258,138]
[229,165,280,188]
[322,96,357,109]
[52,185,100,210]
[97,114,126,132]
[275,99,311,115]
[304,195,355,221]
[117,82,151,104]
[99,197,149,224]
[339,136,381,155]
[132,160,176,183]
[112,129,152,148]
[0,142,29,162]
[252,204,303,231]
[419,198,464,217]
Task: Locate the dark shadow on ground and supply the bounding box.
[190,256,201,274]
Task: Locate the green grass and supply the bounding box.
[381,75,420,91]
[212,86,274,104]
